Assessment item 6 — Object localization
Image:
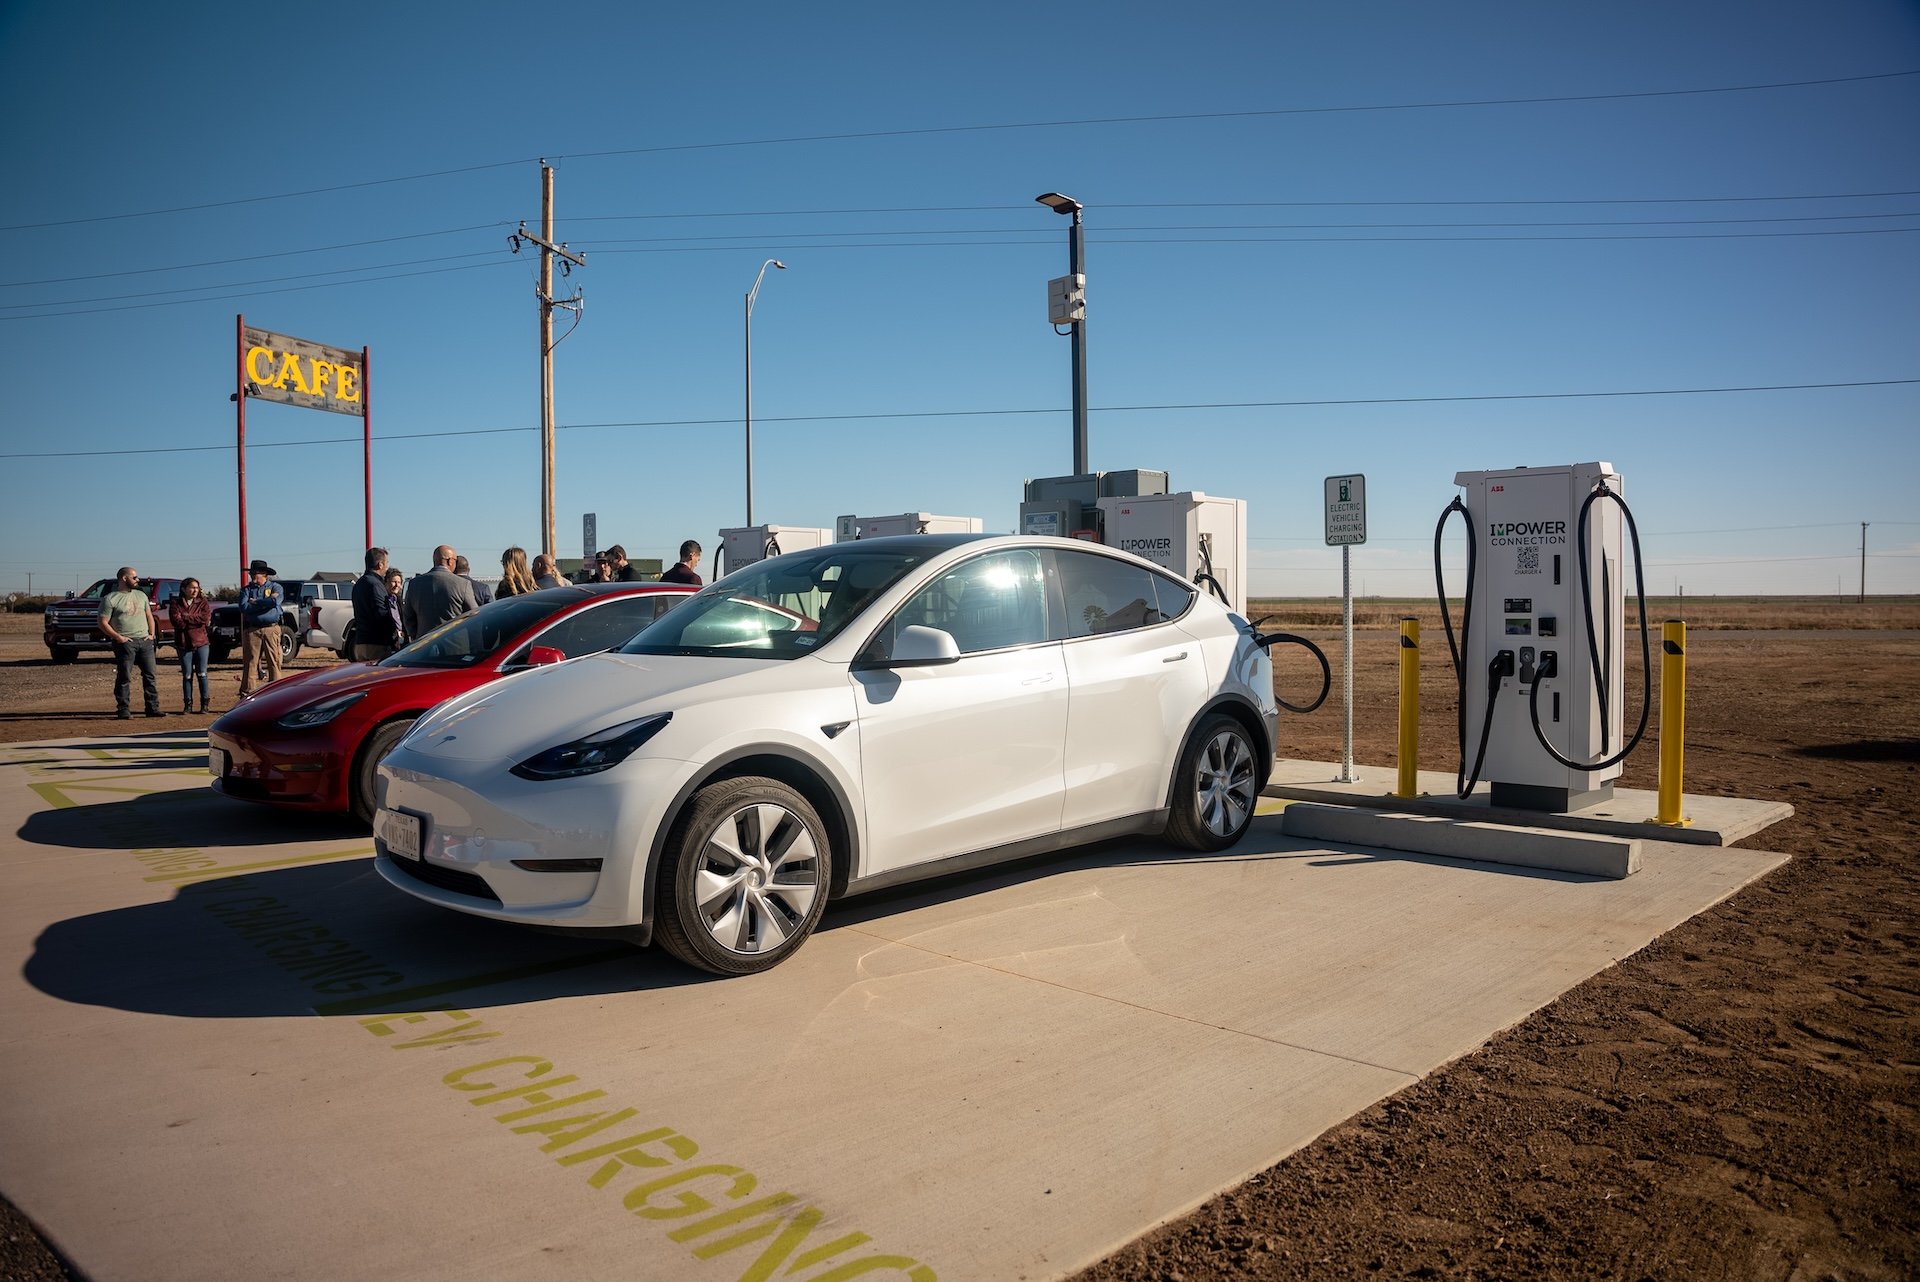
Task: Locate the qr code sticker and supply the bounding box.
[1516,545,1541,574]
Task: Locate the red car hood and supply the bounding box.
[220,660,488,721]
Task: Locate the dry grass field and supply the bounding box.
[1,602,1916,1280]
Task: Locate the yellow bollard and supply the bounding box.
[1392,617,1421,798]
[1653,618,1692,826]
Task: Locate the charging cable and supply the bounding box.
[1248,617,1332,714]
[1527,479,1652,770]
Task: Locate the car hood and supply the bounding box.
[217,660,454,721]
[401,650,790,762]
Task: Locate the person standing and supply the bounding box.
[167,577,213,713]
[237,560,285,696]
[496,546,538,599]
[98,566,161,720]
[659,539,705,586]
[404,545,480,639]
[531,553,563,590]
[351,547,399,663]
[454,554,494,606]
[605,544,643,582]
[383,568,407,647]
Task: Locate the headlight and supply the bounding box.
[511,713,673,781]
[276,691,368,729]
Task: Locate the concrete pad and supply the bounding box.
[1266,758,1795,846]
[1280,801,1641,878]
[0,735,1790,1281]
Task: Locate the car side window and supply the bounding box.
[1150,572,1197,619]
[530,596,673,659]
[1056,551,1172,639]
[873,550,1049,657]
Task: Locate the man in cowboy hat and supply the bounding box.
[237,559,286,695]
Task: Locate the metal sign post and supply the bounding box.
[1324,474,1368,783]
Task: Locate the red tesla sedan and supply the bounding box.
[208,582,695,825]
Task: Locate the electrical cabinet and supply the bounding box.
[1096,491,1248,618]
[834,512,984,540]
[1454,462,1625,810]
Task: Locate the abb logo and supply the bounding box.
[1491,484,1505,492]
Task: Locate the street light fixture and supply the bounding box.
[1036,192,1088,475]
[744,258,787,528]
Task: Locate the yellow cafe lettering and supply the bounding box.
[241,326,365,415]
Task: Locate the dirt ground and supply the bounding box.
[1,604,1916,1281]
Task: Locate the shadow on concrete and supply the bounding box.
[24,859,699,1020]
[18,786,366,849]
[822,823,1592,932]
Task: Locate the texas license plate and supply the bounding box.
[208,747,226,778]
[377,809,421,860]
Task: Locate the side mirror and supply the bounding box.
[882,625,961,667]
[526,645,567,667]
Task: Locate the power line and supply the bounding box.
[0,223,513,288]
[8,70,1913,232]
[5,378,1913,460]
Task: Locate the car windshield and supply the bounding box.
[621,545,931,659]
[382,595,557,669]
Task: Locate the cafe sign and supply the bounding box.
[241,326,364,415]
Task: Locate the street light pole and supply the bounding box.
[744,259,787,527]
[1036,193,1088,475]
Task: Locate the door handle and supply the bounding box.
[1162,651,1189,663]
[1020,672,1055,686]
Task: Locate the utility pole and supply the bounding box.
[1860,522,1869,603]
[510,162,586,560]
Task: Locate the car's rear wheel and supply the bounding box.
[350,718,415,828]
[1165,713,1260,852]
[279,627,302,665]
[655,777,830,976]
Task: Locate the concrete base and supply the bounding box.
[0,735,1791,1282]
[1266,759,1794,847]
[1282,802,1641,879]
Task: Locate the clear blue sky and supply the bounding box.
[3,1,1916,598]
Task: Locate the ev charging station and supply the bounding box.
[718,524,834,573]
[1444,461,1647,812]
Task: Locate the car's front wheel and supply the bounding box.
[47,645,75,665]
[654,777,831,976]
[279,627,302,665]
[1164,713,1261,852]
[350,718,415,828]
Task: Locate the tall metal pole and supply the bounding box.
[1067,208,1087,476]
[361,344,373,551]
[1860,522,1869,603]
[744,259,785,528]
[744,288,754,528]
[539,164,556,561]
[235,313,250,584]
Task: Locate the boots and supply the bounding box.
[183,678,194,715]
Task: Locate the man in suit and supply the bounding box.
[404,545,480,641]
[453,554,494,606]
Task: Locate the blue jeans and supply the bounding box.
[179,643,210,709]
[113,637,159,715]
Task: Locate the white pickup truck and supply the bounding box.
[303,586,357,659]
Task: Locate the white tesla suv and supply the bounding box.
[375,534,1280,975]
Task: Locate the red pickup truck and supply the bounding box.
[44,577,187,663]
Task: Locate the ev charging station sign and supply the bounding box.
[1325,474,1367,545]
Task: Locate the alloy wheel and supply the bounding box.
[692,801,822,955]
[1195,728,1256,839]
